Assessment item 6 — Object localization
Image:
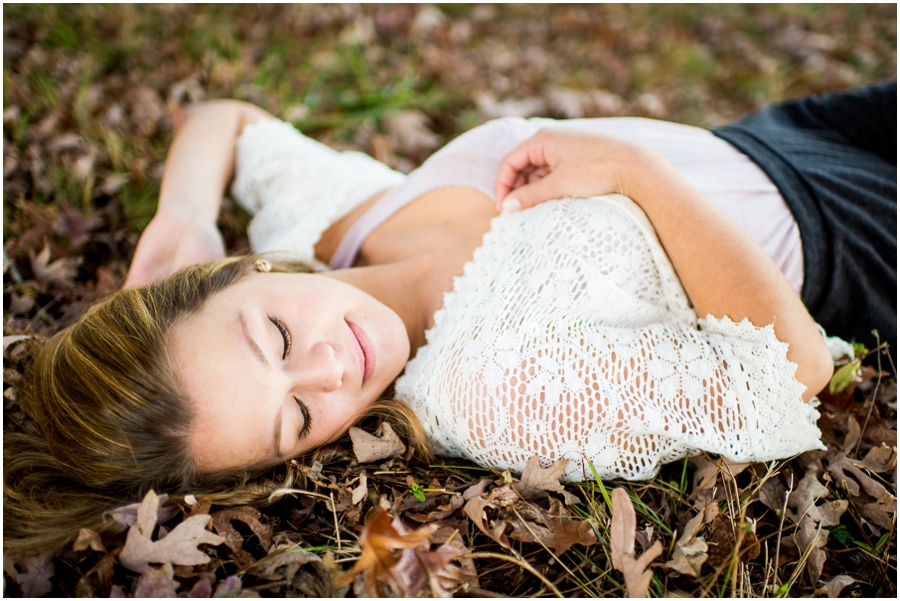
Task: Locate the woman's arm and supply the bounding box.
[124,100,274,287]
[494,128,833,401]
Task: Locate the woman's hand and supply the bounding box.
[123,209,225,288]
[494,128,651,212]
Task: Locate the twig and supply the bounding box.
[853,330,885,458]
[330,491,341,553]
[771,472,794,596]
[465,552,564,598]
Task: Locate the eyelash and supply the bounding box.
[271,317,311,440]
[271,317,292,360]
[297,398,312,440]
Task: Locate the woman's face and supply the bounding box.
[168,271,410,472]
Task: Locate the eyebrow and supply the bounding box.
[238,312,282,458]
[239,312,271,369]
[273,406,284,460]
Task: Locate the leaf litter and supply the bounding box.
[3,3,897,597]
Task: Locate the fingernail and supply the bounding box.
[502,196,521,212]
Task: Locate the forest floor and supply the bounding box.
[3,4,897,598]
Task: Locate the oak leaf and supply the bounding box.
[14,553,55,598]
[609,488,663,598]
[133,563,179,598]
[336,508,435,597]
[822,574,855,598]
[119,490,225,573]
[507,511,598,555]
[664,510,708,576]
[211,506,273,565]
[514,456,569,499]
[73,527,106,553]
[349,422,406,463]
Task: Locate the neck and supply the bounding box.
[322,256,432,357]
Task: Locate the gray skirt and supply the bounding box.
[713,80,897,358]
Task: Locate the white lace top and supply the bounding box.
[231,118,825,482]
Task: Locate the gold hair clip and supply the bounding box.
[255,258,272,273]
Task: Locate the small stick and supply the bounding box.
[771,472,794,596]
[330,491,341,553]
[853,331,885,458]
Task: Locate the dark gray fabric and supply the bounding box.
[712,81,897,357]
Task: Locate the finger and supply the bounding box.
[501,171,570,211]
[494,134,552,206]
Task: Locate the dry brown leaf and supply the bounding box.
[821,574,855,597]
[336,508,435,598]
[352,471,369,505]
[73,528,106,553]
[609,488,663,598]
[784,515,828,584]
[705,512,760,568]
[462,477,492,501]
[30,243,81,286]
[75,549,119,597]
[664,510,708,576]
[858,443,897,472]
[119,490,225,573]
[247,546,323,585]
[349,422,406,463]
[14,553,55,598]
[514,456,569,500]
[759,476,788,515]
[507,511,598,555]
[211,506,273,566]
[786,472,829,524]
[132,562,179,597]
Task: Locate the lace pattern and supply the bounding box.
[395,196,823,481]
[231,119,406,269]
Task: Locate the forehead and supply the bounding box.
[168,300,274,471]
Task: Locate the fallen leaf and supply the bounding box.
[3,335,31,350]
[507,510,598,555]
[514,456,569,500]
[108,493,179,527]
[759,476,788,515]
[14,553,55,598]
[54,203,101,248]
[73,528,106,553]
[664,510,708,576]
[30,243,81,286]
[349,422,406,463]
[705,512,760,568]
[133,562,179,597]
[351,471,369,505]
[786,472,829,524]
[247,546,322,583]
[784,515,828,584]
[75,549,119,597]
[822,574,855,597]
[609,488,663,598]
[211,506,273,565]
[188,578,212,598]
[119,490,225,573]
[336,508,435,598]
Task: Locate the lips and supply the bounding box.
[347,320,375,384]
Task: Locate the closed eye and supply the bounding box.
[297,397,312,440]
[271,317,292,360]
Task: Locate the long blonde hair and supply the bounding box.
[4,255,430,557]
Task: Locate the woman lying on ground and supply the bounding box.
[5,81,896,555]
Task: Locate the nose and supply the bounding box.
[290,342,344,393]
